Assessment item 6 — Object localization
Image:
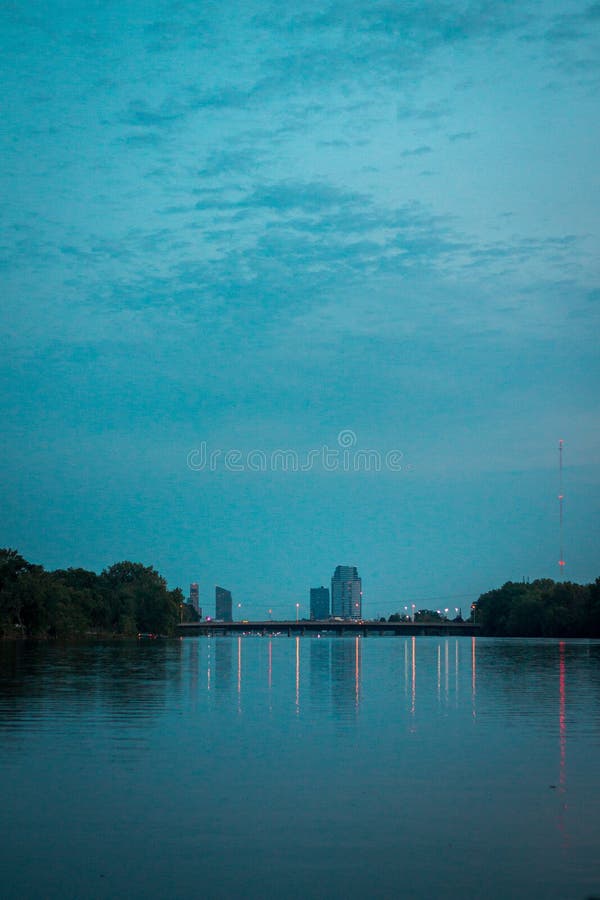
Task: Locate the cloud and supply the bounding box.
[198,148,265,178]
[246,180,365,213]
[120,132,163,147]
[543,2,600,43]
[122,100,185,127]
[400,145,433,157]
[447,130,476,142]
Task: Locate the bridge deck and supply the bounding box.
[177,620,480,637]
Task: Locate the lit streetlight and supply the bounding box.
[296,602,300,622]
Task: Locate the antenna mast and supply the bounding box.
[558,440,565,574]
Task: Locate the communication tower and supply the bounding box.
[558,440,565,574]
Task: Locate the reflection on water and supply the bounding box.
[214,637,232,694]
[558,640,569,850]
[472,635,477,718]
[330,635,361,713]
[0,640,173,730]
[412,635,416,716]
[1,637,600,900]
[310,636,330,698]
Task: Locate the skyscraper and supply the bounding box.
[331,565,362,619]
[310,586,330,620]
[189,583,200,615]
[215,586,233,622]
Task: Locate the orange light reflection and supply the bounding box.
[295,636,300,714]
[355,636,360,707]
[268,639,272,691]
[411,636,416,717]
[237,636,242,712]
[471,637,476,719]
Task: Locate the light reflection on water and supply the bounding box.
[1,636,600,900]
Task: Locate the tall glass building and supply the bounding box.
[331,566,362,619]
[310,586,330,620]
[215,586,233,622]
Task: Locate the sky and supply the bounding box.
[1,0,599,618]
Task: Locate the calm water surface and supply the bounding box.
[1,636,600,900]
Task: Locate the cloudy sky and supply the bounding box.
[2,0,599,617]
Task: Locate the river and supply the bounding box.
[1,636,599,899]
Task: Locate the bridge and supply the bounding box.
[177,620,481,637]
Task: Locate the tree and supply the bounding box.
[100,562,180,634]
[0,550,184,637]
[474,578,596,637]
[414,609,443,623]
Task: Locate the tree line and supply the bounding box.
[388,577,600,636]
[0,549,197,638]
[473,577,600,637]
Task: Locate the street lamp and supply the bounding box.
[296,602,300,622]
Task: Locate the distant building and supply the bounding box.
[331,566,362,619]
[215,586,233,622]
[310,586,330,620]
[189,583,200,615]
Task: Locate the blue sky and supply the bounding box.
[2,0,599,618]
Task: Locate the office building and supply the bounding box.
[310,586,330,620]
[331,565,362,619]
[189,583,200,615]
[215,586,233,622]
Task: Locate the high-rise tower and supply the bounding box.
[310,586,330,620]
[331,566,362,619]
[215,586,233,622]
